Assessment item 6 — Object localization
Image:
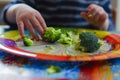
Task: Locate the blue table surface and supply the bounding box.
[0,50,120,80]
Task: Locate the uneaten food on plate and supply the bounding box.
[43,27,61,43]
[75,32,101,52]
[22,27,108,53]
[43,27,76,45]
[23,37,33,46]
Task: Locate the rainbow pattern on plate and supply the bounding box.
[1,28,120,61]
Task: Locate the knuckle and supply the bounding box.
[17,22,23,27]
[27,12,35,17]
[34,10,39,14]
[17,14,28,20]
[35,23,40,27]
[17,15,22,20]
[31,10,39,16]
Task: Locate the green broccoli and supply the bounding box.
[43,27,61,43]
[46,65,61,74]
[58,32,76,45]
[78,32,101,52]
[23,37,33,46]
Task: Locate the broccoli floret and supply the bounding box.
[23,37,33,46]
[43,27,61,43]
[78,32,101,52]
[58,32,76,45]
[46,65,61,74]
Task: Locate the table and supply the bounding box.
[0,51,120,80]
[0,30,120,80]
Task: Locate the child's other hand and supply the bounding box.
[15,4,47,40]
[80,4,109,30]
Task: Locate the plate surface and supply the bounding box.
[0,28,120,61]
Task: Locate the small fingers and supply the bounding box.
[30,17,44,35]
[17,21,25,38]
[87,4,102,12]
[92,10,101,21]
[80,12,88,18]
[88,5,97,16]
[81,12,91,23]
[87,4,104,18]
[24,19,39,40]
[87,4,108,22]
[81,4,109,30]
[99,14,107,24]
[35,12,47,31]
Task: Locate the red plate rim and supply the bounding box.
[1,42,120,61]
[1,29,120,61]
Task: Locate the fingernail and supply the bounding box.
[36,37,40,41]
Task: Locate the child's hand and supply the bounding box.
[80,4,109,30]
[15,4,47,40]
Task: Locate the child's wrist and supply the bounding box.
[99,19,109,30]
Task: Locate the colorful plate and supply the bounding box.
[0,28,120,61]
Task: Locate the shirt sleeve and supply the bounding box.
[99,0,115,31]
